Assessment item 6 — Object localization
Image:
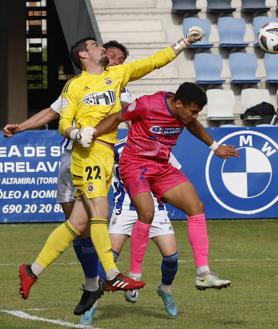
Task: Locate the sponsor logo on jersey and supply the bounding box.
[205,130,278,215]
[83,90,116,106]
[150,126,182,135]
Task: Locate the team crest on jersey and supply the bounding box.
[83,90,116,106]
[127,101,136,112]
[61,97,68,108]
[205,130,278,215]
[88,183,94,192]
[105,78,112,85]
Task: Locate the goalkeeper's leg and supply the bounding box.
[81,194,145,292]
[19,200,86,300]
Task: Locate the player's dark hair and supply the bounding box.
[175,82,207,108]
[103,40,129,60]
[70,37,97,70]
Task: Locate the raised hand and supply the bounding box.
[184,26,205,45]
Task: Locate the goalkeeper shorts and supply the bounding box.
[71,142,114,199]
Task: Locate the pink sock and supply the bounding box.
[130,220,151,275]
[187,213,209,268]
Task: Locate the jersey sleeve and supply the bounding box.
[120,47,176,88]
[50,96,62,114]
[121,97,146,121]
[59,80,80,136]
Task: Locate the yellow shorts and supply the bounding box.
[71,142,114,199]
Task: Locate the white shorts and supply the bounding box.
[57,150,75,204]
[109,208,174,239]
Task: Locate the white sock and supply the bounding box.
[160,283,172,293]
[106,268,120,281]
[196,265,210,276]
[31,262,44,277]
[129,272,142,281]
[84,276,99,292]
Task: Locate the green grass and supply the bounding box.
[0,220,277,329]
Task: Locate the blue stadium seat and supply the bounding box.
[253,16,278,46]
[183,18,213,49]
[171,0,200,15]
[194,53,225,85]
[207,0,235,14]
[229,53,261,84]
[241,0,270,14]
[218,17,248,48]
[264,53,278,84]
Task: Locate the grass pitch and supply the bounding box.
[0,220,277,329]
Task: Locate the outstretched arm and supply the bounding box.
[2,107,58,137]
[63,112,126,148]
[186,119,239,159]
[121,27,205,85]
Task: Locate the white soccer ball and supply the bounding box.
[258,22,278,53]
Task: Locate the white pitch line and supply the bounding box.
[1,310,104,329]
[0,262,80,266]
[1,257,278,267]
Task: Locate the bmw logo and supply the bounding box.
[205,130,278,215]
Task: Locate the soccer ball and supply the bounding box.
[258,22,278,53]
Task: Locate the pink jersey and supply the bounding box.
[121,91,185,160]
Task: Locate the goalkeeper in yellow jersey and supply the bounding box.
[18,27,204,316]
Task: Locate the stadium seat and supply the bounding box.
[218,17,249,48]
[229,53,261,84]
[241,0,270,14]
[253,16,278,46]
[241,88,271,110]
[206,89,236,123]
[207,0,235,14]
[183,18,213,49]
[240,88,273,124]
[194,53,225,85]
[264,53,278,84]
[171,0,200,15]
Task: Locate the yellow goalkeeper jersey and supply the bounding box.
[59,47,176,145]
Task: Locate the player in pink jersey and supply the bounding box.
[92,82,239,290]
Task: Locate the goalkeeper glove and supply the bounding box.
[69,127,96,148]
[184,26,205,46]
[173,26,205,52]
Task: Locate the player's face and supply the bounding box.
[85,40,107,63]
[176,101,201,124]
[106,47,126,66]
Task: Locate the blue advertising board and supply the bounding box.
[0,127,277,223]
[117,126,278,219]
[0,131,65,222]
